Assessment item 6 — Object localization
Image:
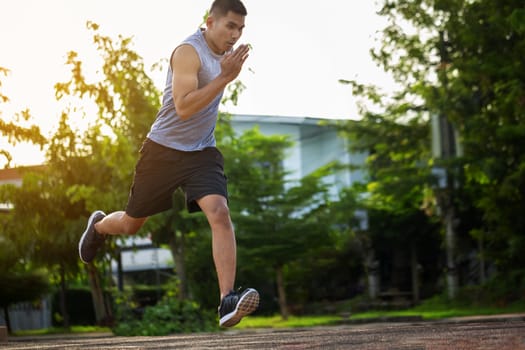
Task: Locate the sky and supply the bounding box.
[0,0,393,166]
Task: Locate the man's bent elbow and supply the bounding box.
[174,102,193,120]
[178,111,192,120]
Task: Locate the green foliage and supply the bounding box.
[436,1,525,272]
[50,287,96,326]
[0,180,51,317]
[0,270,50,308]
[55,22,160,149]
[0,67,46,168]
[340,0,525,297]
[225,127,334,268]
[184,228,218,309]
[455,271,525,307]
[0,22,157,285]
[0,22,164,326]
[112,281,217,336]
[220,125,343,315]
[509,9,525,34]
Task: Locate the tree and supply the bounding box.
[340,0,525,299]
[0,271,49,333]
[0,181,50,332]
[337,1,454,298]
[439,1,525,279]
[46,21,161,323]
[0,67,50,330]
[55,22,160,149]
[336,115,442,299]
[0,67,46,168]
[223,127,335,318]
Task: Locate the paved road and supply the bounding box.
[3,314,525,349]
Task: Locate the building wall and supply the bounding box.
[0,298,53,331]
[230,115,302,181]
[230,114,365,197]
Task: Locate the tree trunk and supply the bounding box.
[436,32,459,300]
[478,233,486,284]
[86,263,111,325]
[58,264,70,328]
[275,265,289,320]
[410,242,420,304]
[364,249,379,299]
[2,306,10,334]
[117,248,124,292]
[168,230,189,299]
[445,205,458,299]
[436,176,458,300]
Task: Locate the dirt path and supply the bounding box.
[4,314,525,349]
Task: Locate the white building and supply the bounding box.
[231,114,366,195]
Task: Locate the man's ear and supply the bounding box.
[206,14,214,29]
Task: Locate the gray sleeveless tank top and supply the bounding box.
[147,29,224,151]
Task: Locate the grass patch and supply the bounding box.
[237,315,342,329]
[409,297,525,320]
[237,298,525,329]
[13,325,111,337]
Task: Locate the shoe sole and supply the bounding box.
[78,210,106,264]
[220,289,260,328]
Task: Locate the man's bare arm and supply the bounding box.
[171,44,249,120]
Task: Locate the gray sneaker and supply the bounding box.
[78,210,106,263]
[218,288,259,327]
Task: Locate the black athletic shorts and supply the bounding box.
[125,138,228,218]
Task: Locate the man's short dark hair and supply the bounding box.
[210,0,247,17]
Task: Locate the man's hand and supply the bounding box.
[220,44,250,82]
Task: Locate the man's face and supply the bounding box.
[207,11,246,54]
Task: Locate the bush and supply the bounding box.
[112,280,218,335]
[456,270,525,307]
[52,287,96,326]
[412,271,525,311]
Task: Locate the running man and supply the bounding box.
[78,0,259,328]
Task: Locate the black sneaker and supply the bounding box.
[78,210,106,263]
[218,288,259,327]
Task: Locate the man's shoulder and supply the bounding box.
[181,29,204,47]
[171,30,203,61]
[171,43,200,68]
[175,43,199,55]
